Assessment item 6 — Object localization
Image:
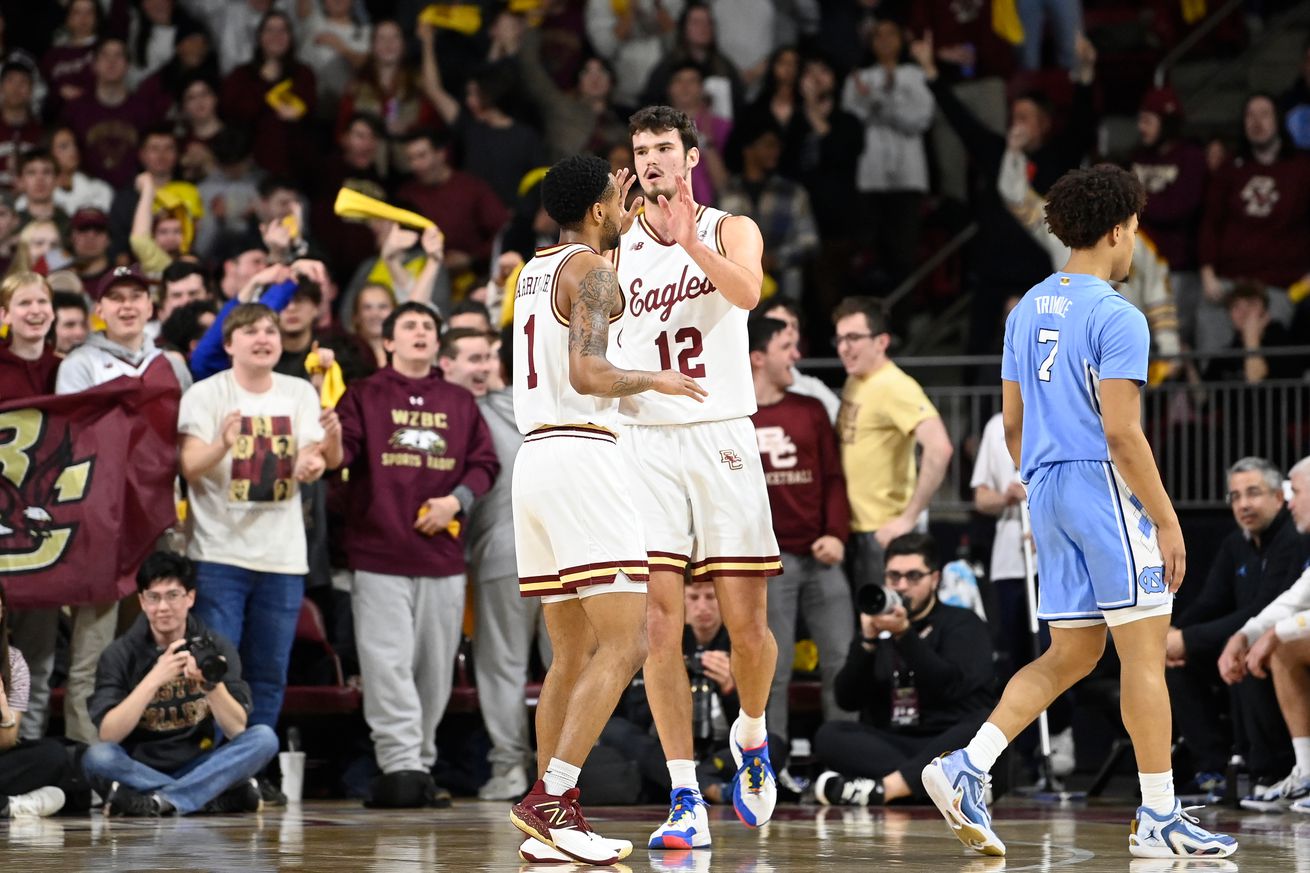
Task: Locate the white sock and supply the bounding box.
[1293,737,1310,775]
[667,760,699,791]
[1139,770,1175,813]
[736,711,767,750]
[542,758,581,797]
[963,722,1008,773]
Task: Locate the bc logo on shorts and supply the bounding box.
[1137,566,1166,595]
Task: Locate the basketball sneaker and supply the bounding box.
[728,717,777,829]
[4,786,65,818]
[519,835,634,863]
[1128,801,1237,858]
[648,787,711,848]
[510,780,631,865]
[922,750,1005,857]
[1292,797,1310,814]
[1238,768,1310,812]
[814,771,882,807]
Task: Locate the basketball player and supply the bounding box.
[922,165,1237,859]
[508,154,706,865]
[615,105,783,848]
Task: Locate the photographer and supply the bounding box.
[82,552,278,816]
[814,533,995,806]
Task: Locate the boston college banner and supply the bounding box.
[0,358,180,609]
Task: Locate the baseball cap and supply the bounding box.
[1140,86,1182,119]
[71,207,110,232]
[95,265,151,300]
[0,58,35,82]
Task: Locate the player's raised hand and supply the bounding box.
[1158,522,1186,592]
[614,168,644,234]
[650,369,707,402]
[656,174,698,247]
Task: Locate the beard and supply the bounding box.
[600,215,621,253]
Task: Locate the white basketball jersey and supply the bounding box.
[611,205,756,425]
[512,243,620,434]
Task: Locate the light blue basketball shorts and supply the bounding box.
[1026,460,1173,627]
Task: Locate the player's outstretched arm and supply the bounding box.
[1101,378,1185,591]
[566,259,707,401]
[661,174,764,310]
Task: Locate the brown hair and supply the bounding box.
[831,296,890,337]
[222,302,278,344]
[351,283,396,334]
[438,326,491,360]
[0,271,52,311]
[629,105,700,152]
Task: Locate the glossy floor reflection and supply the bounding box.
[4,798,1306,871]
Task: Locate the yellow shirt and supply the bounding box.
[837,361,938,532]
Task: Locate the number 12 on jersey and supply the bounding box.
[1036,328,1060,382]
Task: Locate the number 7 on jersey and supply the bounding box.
[1036,328,1060,382]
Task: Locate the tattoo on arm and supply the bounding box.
[568,266,652,397]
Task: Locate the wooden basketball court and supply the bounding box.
[7,797,1300,871]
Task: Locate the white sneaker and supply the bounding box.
[1291,796,1310,815]
[519,836,572,863]
[1048,728,1076,777]
[6,786,65,818]
[1128,801,1237,858]
[480,764,529,801]
[1239,768,1310,812]
[728,717,777,829]
[648,787,711,848]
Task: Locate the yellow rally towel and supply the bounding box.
[1182,0,1208,25]
[993,0,1025,45]
[792,639,819,673]
[333,186,435,230]
[419,4,482,35]
[1288,277,1310,304]
[304,347,346,409]
[153,183,203,253]
[265,79,307,117]
[499,261,526,328]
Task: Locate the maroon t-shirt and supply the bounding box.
[0,118,43,190]
[1199,151,1310,287]
[750,391,850,555]
[42,44,96,110]
[61,91,158,189]
[0,343,59,402]
[337,366,499,577]
[1131,140,1208,270]
[397,172,509,263]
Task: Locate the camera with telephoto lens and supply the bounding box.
[683,651,713,745]
[857,584,903,616]
[182,633,228,683]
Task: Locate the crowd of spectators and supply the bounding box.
[0,0,1307,823]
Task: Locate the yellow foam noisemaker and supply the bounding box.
[265,79,307,116]
[304,348,346,409]
[499,260,526,328]
[992,0,1025,45]
[1289,277,1310,304]
[508,0,542,10]
[419,4,482,35]
[417,503,462,538]
[333,187,435,230]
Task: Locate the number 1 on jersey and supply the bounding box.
[1037,328,1060,382]
[524,314,538,389]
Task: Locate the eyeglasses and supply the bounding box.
[1225,487,1274,504]
[141,589,188,605]
[832,333,874,348]
[885,569,931,584]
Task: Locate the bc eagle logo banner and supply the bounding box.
[0,359,180,609]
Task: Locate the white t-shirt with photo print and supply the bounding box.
[178,369,324,574]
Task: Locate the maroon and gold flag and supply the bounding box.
[0,358,180,609]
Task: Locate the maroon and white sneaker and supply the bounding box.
[510,781,632,865]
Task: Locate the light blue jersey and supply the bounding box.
[1001,272,1167,622]
[1001,272,1150,482]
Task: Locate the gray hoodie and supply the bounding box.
[56,332,193,395]
[468,388,520,583]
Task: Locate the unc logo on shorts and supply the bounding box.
[1137,565,1166,595]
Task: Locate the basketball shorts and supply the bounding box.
[1026,460,1173,627]
[620,417,782,581]
[513,426,649,600]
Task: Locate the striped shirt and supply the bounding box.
[7,647,30,712]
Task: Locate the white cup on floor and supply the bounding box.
[279,751,306,803]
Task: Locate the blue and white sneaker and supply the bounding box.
[1291,796,1310,815]
[648,787,711,849]
[1239,768,1310,812]
[728,717,777,829]
[921,750,1005,857]
[1129,801,1238,858]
